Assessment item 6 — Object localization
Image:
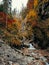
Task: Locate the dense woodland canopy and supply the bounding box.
[0,0,49,49]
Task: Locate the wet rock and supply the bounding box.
[5,61,12,65]
[22,48,29,55]
[38,60,46,65]
[28,60,46,65]
[0,40,49,65]
[0,39,4,47]
[12,62,20,65]
[0,57,5,65]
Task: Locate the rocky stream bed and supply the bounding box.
[0,39,49,65]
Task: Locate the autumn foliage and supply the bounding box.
[0,12,15,25]
[0,0,49,48]
[27,0,38,9]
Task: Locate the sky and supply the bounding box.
[0,0,28,12]
[0,0,2,2]
[12,0,28,12]
[0,0,2,4]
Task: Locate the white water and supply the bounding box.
[29,44,35,50]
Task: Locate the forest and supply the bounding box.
[0,0,49,65]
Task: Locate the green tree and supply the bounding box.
[0,4,4,12]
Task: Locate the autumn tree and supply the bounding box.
[38,0,49,20]
[20,7,29,19]
[23,0,49,49]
